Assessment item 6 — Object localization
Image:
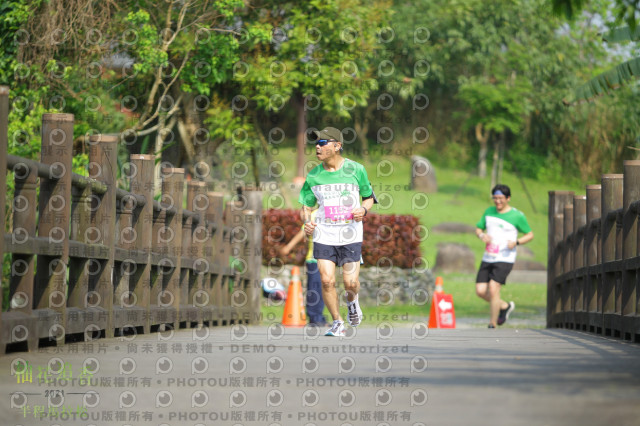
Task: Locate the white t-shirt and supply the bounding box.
[298,159,373,246]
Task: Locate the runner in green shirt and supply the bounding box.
[475,184,534,328]
[299,127,375,337]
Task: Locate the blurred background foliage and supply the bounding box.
[3,0,640,310]
[1,0,639,185]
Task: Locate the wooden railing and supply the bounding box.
[0,86,263,354]
[548,162,640,342]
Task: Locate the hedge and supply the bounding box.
[261,209,424,269]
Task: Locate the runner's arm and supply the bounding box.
[301,205,315,223]
[516,231,534,246]
[279,228,306,256]
[476,227,491,244]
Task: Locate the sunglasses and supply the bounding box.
[315,139,337,146]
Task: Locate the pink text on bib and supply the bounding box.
[324,205,353,222]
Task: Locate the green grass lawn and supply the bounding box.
[269,146,586,268]
[261,145,572,326]
[437,273,547,318]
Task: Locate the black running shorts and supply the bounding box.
[476,261,514,285]
[313,242,362,267]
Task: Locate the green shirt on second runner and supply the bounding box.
[476,206,531,264]
[298,159,373,246]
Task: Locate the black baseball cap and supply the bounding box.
[309,127,343,143]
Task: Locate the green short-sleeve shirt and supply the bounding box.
[298,159,372,246]
[476,206,531,263]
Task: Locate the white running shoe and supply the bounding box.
[498,301,516,326]
[325,320,345,337]
[347,295,363,327]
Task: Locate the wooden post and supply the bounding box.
[573,197,587,267]
[562,203,574,327]
[161,167,184,329]
[622,161,640,340]
[112,189,139,335]
[244,210,263,325]
[187,181,208,326]
[586,185,602,267]
[573,195,587,328]
[226,200,240,323]
[35,113,74,343]
[563,205,574,273]
[130,154,154,334]
[553,214,564,318]
[68,172,92,319]
[547,191,573,328]
[601,174,623,336]
[179,212,194,327]
[207,192,225,325]
[245,191,263,325]
[231,198,252,324]
[151,190,167,327]
[221,201,234,324]
[0,87,8,352]
[585,184,601,333]
[114,194,135,308]
[230,199,252,324]
[10,163,37,314]
[6,160,39,355]
[88,134,118,338]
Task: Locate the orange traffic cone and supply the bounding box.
[435,276,444,293]
[428,276,456,329]
[282,266,307,327]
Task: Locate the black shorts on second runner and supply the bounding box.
[476,261,514,285]
[314,242,362,267]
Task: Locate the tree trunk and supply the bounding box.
[177,117,196,167]
[497,132,505,184]
[154,114,167,197]
[476,123,490,178]
[354,103,375,154]
[490,138,500,190]
[252,110,274,164]
[174,88,206,178]
[250,148,260,187]
[294,93,307,183]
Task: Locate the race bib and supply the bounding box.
[485,243,499,257]
[324,205,353,222]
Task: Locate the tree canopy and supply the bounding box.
[1,0,638,187]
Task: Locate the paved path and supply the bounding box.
[1,325,639,426]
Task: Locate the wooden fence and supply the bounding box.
[548,162,640,342]
[0,86,263,354]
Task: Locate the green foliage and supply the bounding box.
[126,11,169,75]
[205,96,256,150]
[566,24,640,104]
[234,0,391,115]
[572,57,640,102]
[552,0,640,30]
[507,140,553,180]
[0,0,638,193]
[457,76,532,134]
[603,25,640,42]
[0,0,40,83]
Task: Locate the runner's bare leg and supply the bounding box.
[342,261,360,303]
[318,259,342,321]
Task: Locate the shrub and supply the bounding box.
[262,209,423,269]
